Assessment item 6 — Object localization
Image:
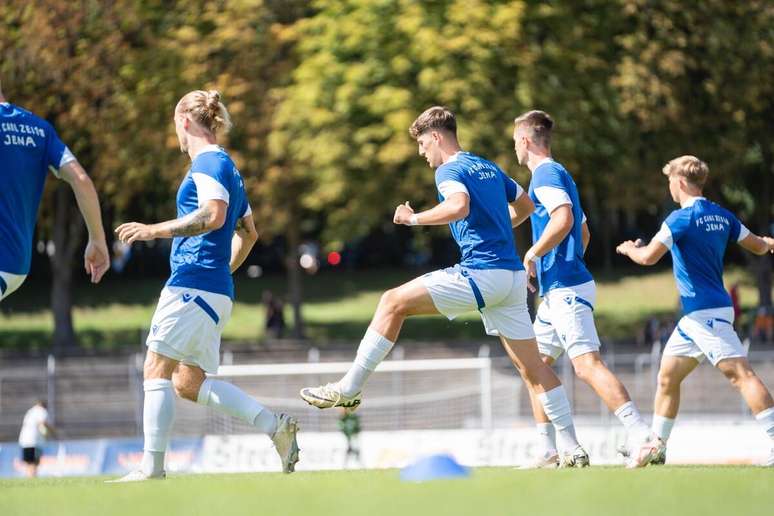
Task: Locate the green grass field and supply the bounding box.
[1,467,771,516]
[0,267,766,351]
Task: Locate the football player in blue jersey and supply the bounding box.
[0,80,109,300]
[110,90,299,481]
[514,110,662,468]
[617,155,774,466]
[301,107,589,463]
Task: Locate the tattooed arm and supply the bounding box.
[230,214,259,273]
[115,200,227,244]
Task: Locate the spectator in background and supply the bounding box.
[18,400,56,477]
[753,306,774,343]
[263,290,286,339]
[729,283,741,331]
[338,408,361,468]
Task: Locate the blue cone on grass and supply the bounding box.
[400,453,471,482]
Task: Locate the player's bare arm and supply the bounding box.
[230,214,259,273]
[115,199,227,243]
[739,233,774,255]
[616,238,669,266]
[509,193,534,228]
[393,192,469,226]
[522,204,574,289]
[59,161,110,283]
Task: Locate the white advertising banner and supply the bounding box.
[201,422,771,472]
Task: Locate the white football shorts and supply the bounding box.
[663,307,745,366]
[0,271,26,302]
[146,286,233,374]
[421,265,535,340]
[534,280,601,361]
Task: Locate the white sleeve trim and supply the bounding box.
[50,146,76,178]
[737,224,750,242]
[581,212,587,224]
[192,172,230,206]
[534,186,572,214]
[510,178,525,200]
[437,180,469,200]
[242,204,252,217]
[653,222,673,249]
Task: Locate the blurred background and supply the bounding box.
[0,0,772,472]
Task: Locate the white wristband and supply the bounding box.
[408,214,419,226]
[524,250,537,263]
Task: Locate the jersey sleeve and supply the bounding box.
[654,209,691,249]
[435,164,469,200]
[499,170,524,203]
[532,166,572,214]
[191,154,230,206]
[728,214,750,243]
[45,123,76,178]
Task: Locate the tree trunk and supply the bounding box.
[753,143,773,307]
[286,216,305,339]
[50,183,85,353]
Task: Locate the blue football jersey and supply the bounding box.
[653,197,746,315]
[434,152,523,271]
[165,145,250,299]
[0,103,75,274]
[528,159,592,295]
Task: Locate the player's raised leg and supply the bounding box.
[300,276,438,409]
[175,363,299,473]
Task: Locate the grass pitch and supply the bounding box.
[1,467,771,516]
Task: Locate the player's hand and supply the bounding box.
[393,201,415,225]
[84,239,110,283]
[115,222,156,244]
[763,236,774,254]
[615,240,638,255]
[523,252,537,293]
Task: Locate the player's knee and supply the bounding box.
[720,365,753,388]
[379,288,408,317]
[657,370,680,393]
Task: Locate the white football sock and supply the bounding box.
[338,327,394,397]
[197,378,278,435]
[537,386,580,451]
[754,406,774,441]
[614,401,651,441]
[141,378,175,476]
[536,422,557,454]
[652,414,676,442]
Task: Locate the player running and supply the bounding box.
[617,155,774,466]
[0,79,109,300]
[513,110,662,468]
[301,107,589,465]
[110,90,299,481]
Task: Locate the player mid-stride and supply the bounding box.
[109,90,298,481]
[301,106,590,465]
[513,110,663,468]
[617,155,774,466]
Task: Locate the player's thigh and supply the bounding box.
[418,266,481,319]
[658,354,700,387]
[172,363,207,401]
[534,300,564,361]
[385,275,439,316]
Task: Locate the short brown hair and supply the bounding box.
[409,106,457,139]
[178,90,233,135]
[514,110,554,148]
[662,155,708,188]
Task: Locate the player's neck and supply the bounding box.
[678,189,704,207]
[439,144,463,165]
[186,136,218,161]
[527,151,552,172]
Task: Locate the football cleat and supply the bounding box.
[300,383,362,410]
[559,446,590,468]
[518,450,560,469]
[271,413,300,474]
[765,448,774,467]
[626,435,666,468]
[105,470,166,483]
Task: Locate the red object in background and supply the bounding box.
[327,251,342,266]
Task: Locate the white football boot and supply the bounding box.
[271,413,300,474]
[105,470,166,483]
[300,383,362,410]
[518,450,560,469]
[765,448,774,467]
[626,435,666,468]
[559,446,590,468]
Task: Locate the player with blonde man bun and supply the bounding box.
[514,110,663,468]
[110,90,299,481]
[617,155,774,466]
